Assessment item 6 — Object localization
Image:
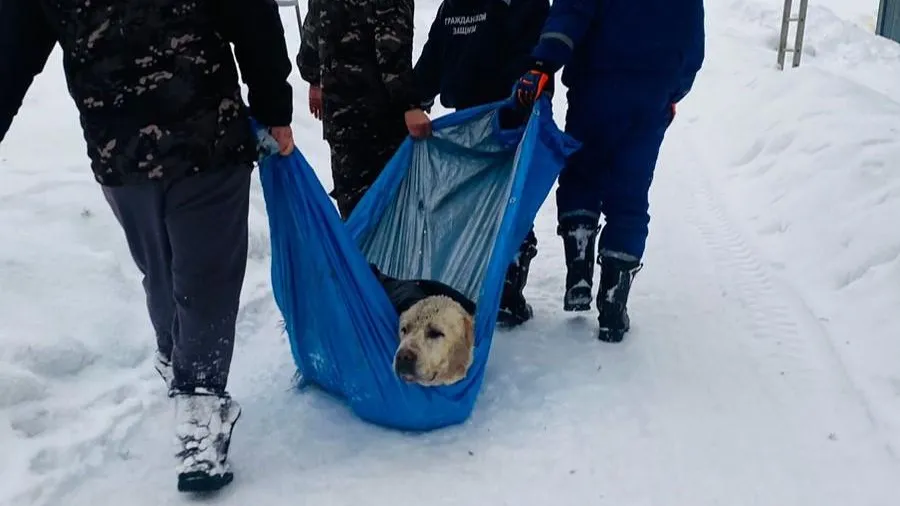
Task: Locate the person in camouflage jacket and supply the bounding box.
[0,0,295,493]
[297,0,431,219]
[1,0,295,183]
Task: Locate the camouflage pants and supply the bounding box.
[328,134,406,220]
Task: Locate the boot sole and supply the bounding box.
[497,303,534,328]
[597,325,628,343]
[563,302,592,312]
[496,314,533,328]
[178,471,234,493]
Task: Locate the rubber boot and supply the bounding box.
[558,215,600,312]
[596,254,642,343]
[497,230,538,328]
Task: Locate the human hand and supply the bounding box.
[405,108,432,139]
[514,69,551,107]
[270,125,295,156]
[309,85,323,120]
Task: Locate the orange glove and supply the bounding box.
[515,69,551,107]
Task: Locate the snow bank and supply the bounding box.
[0,46,158,503]
[690,0,900,445]
[818,0,881,31]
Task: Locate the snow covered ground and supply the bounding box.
[2,0,899,504]
[819,0,880,30]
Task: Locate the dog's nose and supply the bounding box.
[395,349,417,377]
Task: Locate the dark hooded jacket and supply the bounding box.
[0,0,293,186]
[414,0,552,110]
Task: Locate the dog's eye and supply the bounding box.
[400,325,408,335]
[426,328,444,340]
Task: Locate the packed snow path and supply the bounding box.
[8,116,900,506]
[2,0,900,505]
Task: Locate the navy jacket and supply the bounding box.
[414,0,551,110]
[532,0,705,102]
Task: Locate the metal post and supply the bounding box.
[792,0,810,68]
[777,0,794,70]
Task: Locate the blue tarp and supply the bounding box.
[257,98,579,431]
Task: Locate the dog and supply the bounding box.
[370,264,476,387]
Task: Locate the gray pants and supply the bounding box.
[102,166,252,392]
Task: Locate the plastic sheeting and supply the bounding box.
[258,98,579,431]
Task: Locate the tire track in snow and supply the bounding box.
[680,151,816,386]
[676,128,897,458]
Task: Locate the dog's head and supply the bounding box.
[393,295,475,387]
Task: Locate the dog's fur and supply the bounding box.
[370,265,476,387]
[397,295,475,386]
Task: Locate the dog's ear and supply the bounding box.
[397,312,409,343]
[443,314,474,383]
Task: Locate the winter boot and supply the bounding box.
[174,388,242,493]
[154,351,174,394]
[497,231,538,328]
[558,216,600,312]
[596,254,642,343]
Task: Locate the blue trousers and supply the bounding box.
[556,76,676,260]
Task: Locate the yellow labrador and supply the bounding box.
[369,265,476,387]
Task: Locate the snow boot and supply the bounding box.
[596,254,642,343]
[174,388,242,493]
[558,216,600,312]
[497,231,538,328]
[154,351,174,394]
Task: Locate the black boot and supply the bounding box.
[558,216,600,312]
[497,230,538,328]
[596,254,642,343]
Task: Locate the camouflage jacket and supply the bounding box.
[0,0,293,186]
[297,0,419,142]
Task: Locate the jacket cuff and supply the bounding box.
[420,96,435,113]
[296,56,320,86]
[401,88,426,111]
[300,74,321,87]
[248,83,293,127]
[531,39,569,74]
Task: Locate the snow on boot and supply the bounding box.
[596,254,642,343]
[154,351,174,394]
[174,388,242,493]
[558,216,600,312]
[497,231,537,328]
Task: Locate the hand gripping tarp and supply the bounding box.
[257,98,579,431]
